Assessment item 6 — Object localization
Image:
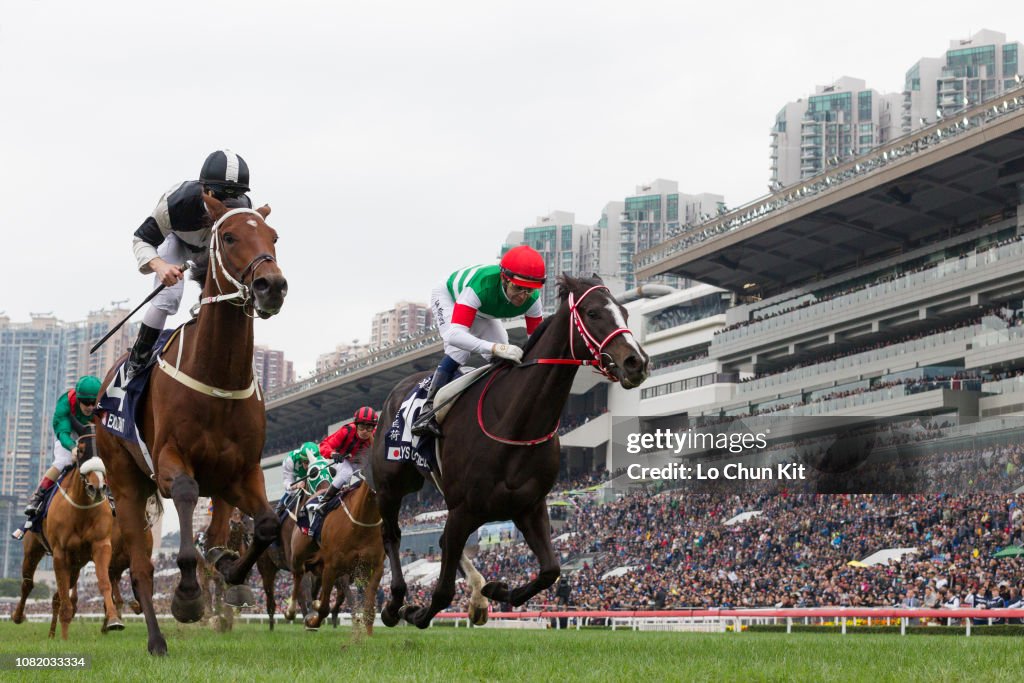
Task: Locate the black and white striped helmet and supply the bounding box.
[199,149,250,195]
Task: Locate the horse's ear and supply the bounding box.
[203,193,228,222]
[257,204,271,219]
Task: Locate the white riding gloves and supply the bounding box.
[491,343,524,364]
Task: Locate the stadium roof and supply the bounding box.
[636,104,1024,296]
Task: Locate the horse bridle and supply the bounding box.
[58,432,108,510]
[478,284,635,446]
[193,208,277,317]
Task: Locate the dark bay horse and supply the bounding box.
[371,275,649,628]
[96,196,288,655]
[297,481,384,635]
[11,417,122,638]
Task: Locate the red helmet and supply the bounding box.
[499,245,546,289]
[353,406,378,425]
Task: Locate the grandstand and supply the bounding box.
[105,82,1024,623]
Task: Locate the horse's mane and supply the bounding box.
[521,273,606,355]
[189,251,210,290]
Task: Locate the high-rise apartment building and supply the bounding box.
[370,302,433,348]
[253,345,294,392]
[902,30,1023,133]
[771,77,901,187]
[316,343,371,373]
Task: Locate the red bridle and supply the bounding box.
[477,284,636,446]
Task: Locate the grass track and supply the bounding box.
[1,620,1022,682]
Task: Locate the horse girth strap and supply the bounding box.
[156,356,260,400]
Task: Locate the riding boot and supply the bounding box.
[23,483,49,517]
[124,323,162,382]
[411,362,457,438]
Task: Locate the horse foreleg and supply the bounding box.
[379,495,406,627]
[403,512,475,629]
[11,534,45,624]
[49,590,60,639]
[484,501,559,607]
[332,575,351,628]
[52,552,73,640]
[93,540,123,633]
[363,559,384,636]
[304,559,336,632]
[164,473,204,623]
[257,557,277,630]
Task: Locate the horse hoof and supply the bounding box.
[481,581,509,602]
[224,584,256,608]
[312,599,321,611]
[148,640,168,656]
[469,603,489,626]
[304,615,320,631]
[381,605,400,628]
[11,613,24,625]
[129,601,142,615]
[105,620,125,632]
[171,592,205,624]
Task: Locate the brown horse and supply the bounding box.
[11,418,122,638]
[96,196,288,655]
[371,275,649,628]
[297,481,384,635]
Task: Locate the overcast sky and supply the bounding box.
[2,2,1022,376]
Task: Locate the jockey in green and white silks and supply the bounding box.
[411,245,546,438]
[278,442,333,515]
[23,375,102,518]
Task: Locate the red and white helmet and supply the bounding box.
[500,245,546,289]
[353,406,378,426]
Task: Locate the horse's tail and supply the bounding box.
[145,494,164,528]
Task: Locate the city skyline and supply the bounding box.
[3,3,1023,375]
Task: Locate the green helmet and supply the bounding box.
[75,375,102,401]
[300,442,320,460]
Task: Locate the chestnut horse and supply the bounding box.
[11,417,122,638]
[296,480,384,635]
[371,275,649,628]
[96,196,288,655]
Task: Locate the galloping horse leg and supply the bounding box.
[304,555,337,631]
[379,493,407,627]
[363,561,384,636]
[460,554,490,626]
[122,497,164,653]
[215,475,279,607]
[165,472,205,623]
[257,556,277,630]
[49,590,60,639]
[332,575,352,628]
[402,510,476,629]
[11,533,46,624]
[93,538,124,633]
[51,550,74,640]
[482,500,559,607]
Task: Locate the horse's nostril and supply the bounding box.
[624,355,642,372]
[252,278,270,294]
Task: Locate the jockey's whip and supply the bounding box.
[89,261,196,354]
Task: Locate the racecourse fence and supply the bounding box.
[20,608,1024,636]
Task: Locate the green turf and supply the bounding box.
[1,619,1022,682]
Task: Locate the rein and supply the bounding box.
[476,284,635,446]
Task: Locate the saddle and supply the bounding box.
[14,466,75,552]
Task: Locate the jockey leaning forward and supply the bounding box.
[410,244,545,438]
[277,441,322,514]
[23,376,110,517]
[124,149,254,381]
[308,406,379,515]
